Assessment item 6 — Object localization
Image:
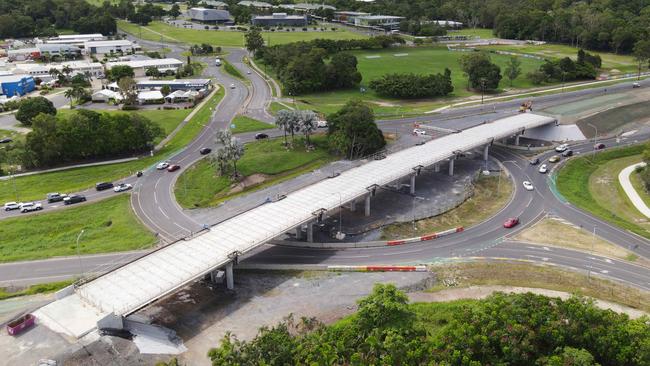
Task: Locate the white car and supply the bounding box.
[413,128,426,136]
[20,202,42,213]
[230,83,236,89]
[523,181,534,191]
[555,143,568,152]
[4,202,21,211]
[114,183,133,192]
[317,120,328,128]
[633,82,641,88]
[246,70,251,74]
[156,162,170,170]
[538,164,548,174]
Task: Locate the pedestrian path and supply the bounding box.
[618,162,650,218]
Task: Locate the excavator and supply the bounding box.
[519,100,533,113]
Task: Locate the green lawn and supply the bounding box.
[223,59,245,80]
[630,168,650,209]
[0,88,225,203]
[0,280,74,300]
[175,135,333,208]
[0,195,156,263]
[448,28,495,39]
[477,43,637,74]
[556,144,650,239]
[231,115,273,134]
[118,20,367,47]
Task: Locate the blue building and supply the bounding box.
[0,75,35,97]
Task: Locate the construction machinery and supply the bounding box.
[519,100,533,113]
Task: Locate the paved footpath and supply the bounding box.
[618,162,650,218]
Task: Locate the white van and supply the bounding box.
[215,58,222,66]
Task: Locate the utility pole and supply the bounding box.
[76,229,86,279]
[588,123,598,159]
[588,226,596,280]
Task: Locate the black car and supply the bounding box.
[200,147,212,155]
[562,149,573,157]
[529,157,540,165]
[99,327,133,340]
[46,193,67,203]
[0,138,12,144]
[95,182,114,191]
[64,194,86,205]
[255,133,269,140]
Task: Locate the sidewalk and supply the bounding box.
[618,162,650,218]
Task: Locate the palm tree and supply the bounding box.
[300,110,317,146]
[48,68,60,82]
[64,88,75,108]
[61,65,73,79]
[275,110,290,146]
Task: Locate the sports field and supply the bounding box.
[118,20,367,47]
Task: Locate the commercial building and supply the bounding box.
[237,0,273,9]
[333,11,370,23]
[136,78,212,91]
[291,3,336,12]
[252,13,309,27]
[0,75,35,97]
[188,7,232,23]
[429,20,463,28]
[41,33,105,47]
[13,61,104,80]
[106,58,184,77]
[203,0,228,9]
[84,40,137,55]
[7,47,41,62]
[353,15,404,30]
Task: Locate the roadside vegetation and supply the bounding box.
[202,282,649,366]
[382,172,513,239]
[0,195,156,263]
[0,280,74,301]
[556,143,649,239]
[230,115,273,134]
[0,88,224,203]
[222,59,245,80]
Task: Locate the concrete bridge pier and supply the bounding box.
[410,174,416,195]
[307,222,314,242]
[349,199,356,212]
[225,262,234,290]
[515,134,521,146]
[295,226,303,240]
[434,163,440,173]
[448,158,455,176]
[365,195,371,217]
[483,144,489,161]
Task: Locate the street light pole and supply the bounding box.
[587,122,598,158]
[588,226,596,280]
[76,229,86,279]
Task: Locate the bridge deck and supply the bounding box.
[77,113,556,315]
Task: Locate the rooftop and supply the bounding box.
[84,40,134,47]
[0,74,33,83]
[107,58,183,69]
[238,0,273,7]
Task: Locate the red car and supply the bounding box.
[167,164,180,172]
[503,217,519,228]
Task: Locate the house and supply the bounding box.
[106,58,184,77]
[91,89,122,102]
[333,11,370,24]
[188,7,232,23]
[165,89,200,103]
[353,15,404,30]
[137,90,164,104]
[136,78,212,91]
[201,1,228,9]
[84,40,137,55]
[252,13,309,27]
[0,74,35,97]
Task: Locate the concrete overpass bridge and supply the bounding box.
[35,113,557,338]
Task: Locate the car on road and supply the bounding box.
[413,128,426,136]
[549,155,561,163]
[0,138,12,144]
[561,149,573,157]
[523,181,534,191]
[113,183,132,192]
[46,193,67,203]
[255,133,269,140]
[200,147,212,155]
[230,83,236,89]
[95,182,114,191]
[503,217,519,228]
[554,143,568,152]
[63,194,86,205]
[215,58,221,66]
[167,164,180,172]
[594,143,606,150]
[20,202,42,213]
[4,202,21,211]
[156,162,170,170]
[633,82,641,88]
[246,70,251,74]
[538,164,548,174]
[529,157,540,165]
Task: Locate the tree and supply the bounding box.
[459,52,502,90]
[145,66,161,79]
[633,39,650,80]
[161,85,171,96]
[327,100,385,159]
[369,69,453,98]
[117,76,138,106]
[61,65,72,79]
[275,110,290,146]
[15,97,57,126]
[108,65,135,81]
[64,88,75,108]
[324,53,362,89]
[168,4,181,19]
[229,137,244,177]
[48,68,60,82]
[504,56,522,87]
[546,347,600,366]
[299,110,316,146]
[245,27,264,54]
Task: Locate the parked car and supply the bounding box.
[46,193,67,203]
[554,143,568,152]
[523,181,534,191]
[529,157,540,165]
[199,147,212,155]
[95,182,114,191]
[4,202,21,211]
[594,143,606,150]
[20,202,42,213]
[503,217,519,228]
[167,164,180,172]
[633,82,641,88]
[113,183,132,192]
[413,128,426,136]
[562,149,573,157]
[63,194,86,205]
[549,155,561,163]
[0,138,12,144]
[156,162,170,170]
[255,133,269,140]
[538,164,548,174]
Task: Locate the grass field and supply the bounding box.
[477,43,637,74]
[118,20,366,47]
[175,135,333,208]
[382,172,512,239]
[231,115,273,134]
[576,101,650,137]
[556,144,650,239]
[0,195,156,263]
[0,280,74,300]
[630,168,650,209]
[448,28,495,39]
[0,88,225,204]
[223,59,245,80]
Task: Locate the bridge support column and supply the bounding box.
[434,163,440,173]
[515,134,521,146]
[295,226,303,240]
[365,195,371,217]
[448,158,455,176]
[410,174,416,195]
[307,222,314,243]
[483,144,489,161]
[349,199,356,212]
[225,262,234,290]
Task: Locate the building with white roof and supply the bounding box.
[353,15,405,30]
[13,61,103,80]
[106,58,184,77]
[84,40,137,55]
[252,13,309,26]
[188,7,232,23]
[137,90,164,104]
[238,0,273,9]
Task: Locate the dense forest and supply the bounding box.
[326,0,650,54]
[203,284,650,366]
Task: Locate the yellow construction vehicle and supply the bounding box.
[519,100,533,113]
